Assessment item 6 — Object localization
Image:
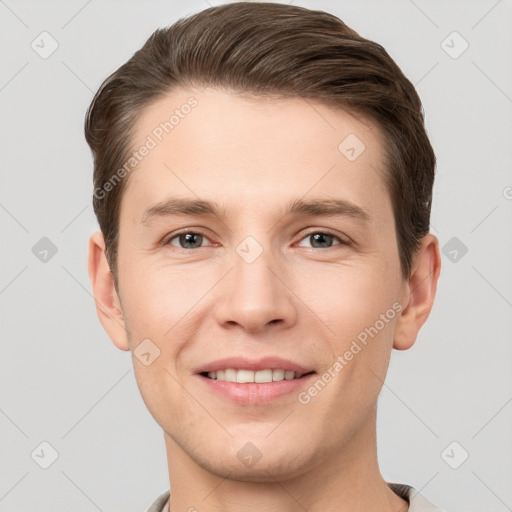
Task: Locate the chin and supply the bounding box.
[193,439,317,483]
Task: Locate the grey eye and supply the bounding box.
[299,232,341,249]
[169,232,206,249]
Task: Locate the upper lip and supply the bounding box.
[194,356,315,374]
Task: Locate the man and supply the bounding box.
[85,2,442,511]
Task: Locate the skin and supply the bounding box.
[88,87,441,512]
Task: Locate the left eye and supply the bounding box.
[297,232,344,249]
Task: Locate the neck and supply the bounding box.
[163,407,407,512]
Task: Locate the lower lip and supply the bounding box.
[197,373,316,404]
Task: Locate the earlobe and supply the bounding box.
[87,231,130,351]
[393,233,441,351]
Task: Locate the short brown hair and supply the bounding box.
[85,1,435,284]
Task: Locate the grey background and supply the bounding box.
[1,0,511,511]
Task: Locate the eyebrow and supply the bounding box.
[140,197,370,226]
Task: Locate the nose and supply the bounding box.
[213,245,297,333]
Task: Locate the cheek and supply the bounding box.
[303,263,401,391]
[118,258,215,371]
[313,263,399,333]
[119,258,190,327]
[310,270,399,399]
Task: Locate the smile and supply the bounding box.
[197,370,316,404]
[202,368,311,383]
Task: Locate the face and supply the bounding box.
[90,87,436,482]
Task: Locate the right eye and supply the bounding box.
[165,231,211,249]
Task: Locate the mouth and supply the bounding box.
[196,367,317,404]
[194,356,317,404]
[200,368,315,383]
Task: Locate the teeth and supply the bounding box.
[225,369,237,381]
[205,368,304,382]
[254,369,273,383]
[237,369,256,383]
[273,369,285,381]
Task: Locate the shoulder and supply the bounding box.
[388,482,444,512]
[146,485,443,512]
[144,489,170,512]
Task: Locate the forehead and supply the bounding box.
[123,87,390,220]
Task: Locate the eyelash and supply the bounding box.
[163,229,351,251]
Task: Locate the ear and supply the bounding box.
[393,233,441,351]
[87,231,130,351]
